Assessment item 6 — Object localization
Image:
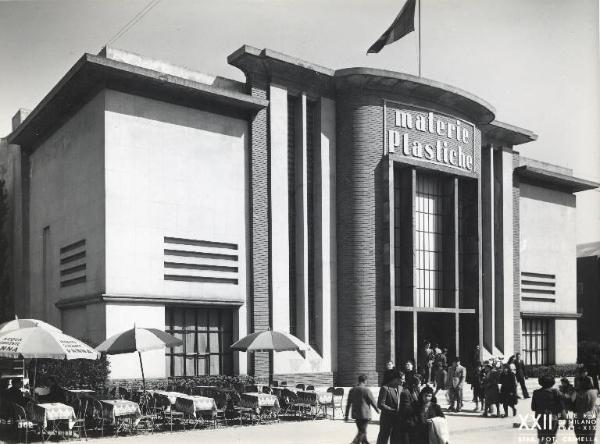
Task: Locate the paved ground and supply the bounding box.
[1,380,589,443]
[92,384,584,444]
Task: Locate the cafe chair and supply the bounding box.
[331,388,345,419]
[296,384,305,390]
[71,397,89,440]
[12,403,38,444]
[305,385,315,391]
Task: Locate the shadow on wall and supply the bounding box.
[519,181,576,208]
[105,90,247,139]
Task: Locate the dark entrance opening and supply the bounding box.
[417,312,456,366]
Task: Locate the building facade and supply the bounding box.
[1,46,597,385]
[577,242,600,344]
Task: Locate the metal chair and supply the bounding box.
[331,387,345,419]
[296,384,306,390]
[135,392,155,434]
[12,403,39,444]
[306,385,315,391]
[70,397,89,440]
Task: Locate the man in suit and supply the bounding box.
[513,352,529,398]
[376,370,405,444]
[345,374,380,444]
[447,356,466,412]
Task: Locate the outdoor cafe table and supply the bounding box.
[174,395,217,428]
[29,402,76,435]
[238,393,279,423]
[295,391,333,419]
[151,390,182,407]
[100,399,142,434]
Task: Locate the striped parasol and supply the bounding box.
[96,326,182,390]
[230,330,309,352]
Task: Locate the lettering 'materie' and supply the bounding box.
[388,109,474,171]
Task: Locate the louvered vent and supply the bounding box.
[163,237,238,284]
[60,239,86,287]
[521,271,556,302]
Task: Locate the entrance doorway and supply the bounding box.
[417,312,456,367]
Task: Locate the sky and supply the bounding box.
[0,0,598,243]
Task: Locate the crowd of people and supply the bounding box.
[344,340,598,444]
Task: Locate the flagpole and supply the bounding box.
[418,0,422,77]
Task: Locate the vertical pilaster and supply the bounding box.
[385,158,395,364]
[512,152,522,354]
[453,177,460,355]
[315,97,336,369]
[248,74,271,379]
[481,146,495,354]
[269,84,290,374]
[294,93,309,342]
[501,149,514,357]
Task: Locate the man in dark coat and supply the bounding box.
[512,353,529,398]
[376,370,403,444]
[345,374,380,444]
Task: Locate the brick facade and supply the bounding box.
[512,152,521,353]
[335,92,385,385]
[247,74,272,378]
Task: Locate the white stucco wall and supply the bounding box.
[519,183,577,314]
[554,319,577,364]
[103,90,248,304]
[104,303,166,379]
[103,90,249,376]
[27,91,106,328]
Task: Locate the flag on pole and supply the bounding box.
[367,0,417,54]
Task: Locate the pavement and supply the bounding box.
[88,380,589,444]
[1,379,590,444]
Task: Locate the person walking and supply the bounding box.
[471,361,485,412]
[345,374,380,444]
[483,363,500,417]
[531,375,565,444]
[500,364,519,417]
[447,356,466,412]
[510,353,529,399]
[376,370,403,444]
[572,375,598,443]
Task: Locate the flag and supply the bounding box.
[367,0,417,54]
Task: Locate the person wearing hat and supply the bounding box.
[446,356,466,412]
[411,386,445,444]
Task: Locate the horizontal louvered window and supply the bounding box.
[521,271,556,302]
[163,237,238,285]
[59,240,86,287]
